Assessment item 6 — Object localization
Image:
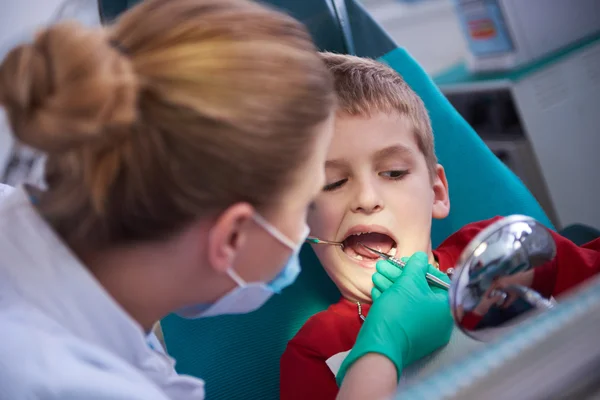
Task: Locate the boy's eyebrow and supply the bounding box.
[325,145,413,169]
[324,159,347,169]
[373,145,413,161]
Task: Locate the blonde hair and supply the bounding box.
[0,0,334,249]
[319,52,437,177]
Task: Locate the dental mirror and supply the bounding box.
[450,215,557,341]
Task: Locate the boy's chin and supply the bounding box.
[338,283,373,304]
[333,267,377,303]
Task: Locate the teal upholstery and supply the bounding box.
[560,224,600,246]
[161,47,553,399]
[98,0,553,398]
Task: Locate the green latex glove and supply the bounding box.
[371,256,407,301]
[336,252,453,386]
[371,257,449,301]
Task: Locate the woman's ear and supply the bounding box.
[431,164,450,220]
[206,203,254,273]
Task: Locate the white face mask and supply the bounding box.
[176,214,309,319]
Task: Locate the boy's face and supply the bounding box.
[308,112,450,303]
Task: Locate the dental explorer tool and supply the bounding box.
[360,244,450,290]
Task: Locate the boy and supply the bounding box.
[280,53,600,399]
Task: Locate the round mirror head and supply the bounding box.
[449,215,557,341]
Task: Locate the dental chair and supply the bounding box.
[98,1,554,398]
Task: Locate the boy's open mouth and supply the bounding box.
[341,231,397,262]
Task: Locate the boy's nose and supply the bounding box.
[350,181,383,214]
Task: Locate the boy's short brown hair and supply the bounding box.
[320,52,437,177]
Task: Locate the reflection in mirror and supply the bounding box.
[450,215,557,341]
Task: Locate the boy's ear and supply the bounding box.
[431,164,450,219]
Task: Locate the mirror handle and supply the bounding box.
[505,284,556,310]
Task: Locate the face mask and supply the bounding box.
[176,214,309,319]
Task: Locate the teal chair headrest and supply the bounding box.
[377,48,553,246]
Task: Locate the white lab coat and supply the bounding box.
[0,186,206,399]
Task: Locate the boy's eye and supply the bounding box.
[323,178,347,192]
[380,170,408,179]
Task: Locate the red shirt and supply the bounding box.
[280,217,600,399]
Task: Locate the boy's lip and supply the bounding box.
[340,249,379,269]
[340,224,398,245]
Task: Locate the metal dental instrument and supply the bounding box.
[306,237,344,247]
[359,244,450,290]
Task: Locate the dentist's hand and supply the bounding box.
[371,257,448,301]
[336,252,453,386]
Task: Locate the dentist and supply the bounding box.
[0,0,452,398]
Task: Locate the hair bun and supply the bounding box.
[0,22,138,154]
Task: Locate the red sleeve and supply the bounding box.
[460,311,484,330]
[280,341,338,400]
[532,234,600,298]
[436,217,600,298]
[434,217,505,272]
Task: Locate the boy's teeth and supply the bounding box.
[354,255,363,261]
[390,247,397,256]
